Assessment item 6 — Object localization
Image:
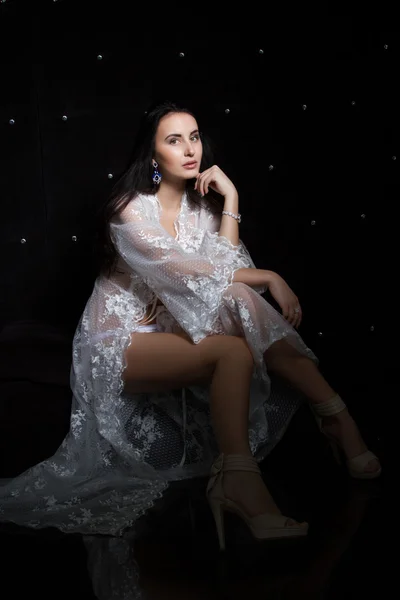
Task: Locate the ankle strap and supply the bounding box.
[312,393,347,417]
[212,453,261,475]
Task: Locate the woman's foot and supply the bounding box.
[321,408,381,474]
[223,470,301,526]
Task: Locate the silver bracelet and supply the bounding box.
[222,210,242,224]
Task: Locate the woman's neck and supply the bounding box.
[156,180,186,212]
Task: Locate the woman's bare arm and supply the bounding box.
[232,268,276,289]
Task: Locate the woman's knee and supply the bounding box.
[224,282,252,304]
[198,332,253,368]
[223,334,254,365]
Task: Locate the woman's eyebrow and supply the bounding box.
[164,129,199,140]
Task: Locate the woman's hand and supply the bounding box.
[194,165,237,198]
[268,274,303,329]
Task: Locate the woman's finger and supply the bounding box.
[282,304,290,322]
[197,172,211,196]
[201,172,214,195]
[195,168,211,195]
[289,303,301,327]
[293,307,302,329]
[288,306,296,326]
[198,171,207,196]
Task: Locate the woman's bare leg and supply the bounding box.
[123,331,257,457]
[123,332,298,518]
[208,345,254,456]
[208,341,288,517]
[263,339,380,473]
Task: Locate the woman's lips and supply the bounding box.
[183,162,197,169]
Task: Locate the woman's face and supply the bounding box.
[153,112,202,183]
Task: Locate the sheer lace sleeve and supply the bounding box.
[198,204,269,295]
[109,198,247,343]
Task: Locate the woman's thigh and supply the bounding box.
[122,330,253,395]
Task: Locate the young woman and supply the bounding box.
[0,101,380,550]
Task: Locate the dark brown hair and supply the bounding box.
[92,100,223,278]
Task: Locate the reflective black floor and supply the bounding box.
[1,403,388,600]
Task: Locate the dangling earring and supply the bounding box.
[152,161,162,185]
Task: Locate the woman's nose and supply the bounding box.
[185,142,195,155]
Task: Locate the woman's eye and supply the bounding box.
[169,135,199,145]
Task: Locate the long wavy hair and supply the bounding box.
[93,100,224,279]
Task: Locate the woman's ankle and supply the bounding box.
[220,447,253,458]
[321,408,350,426]
[223,470,281,516]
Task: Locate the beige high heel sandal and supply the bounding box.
[206,453,309,551]
[311,393,382,479]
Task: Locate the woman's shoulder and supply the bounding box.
[115,192,154,222]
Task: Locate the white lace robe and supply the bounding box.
[0,190,318,536]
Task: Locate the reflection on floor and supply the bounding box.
[0,404,387,600]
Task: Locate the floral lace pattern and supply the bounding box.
[0,190,318,536]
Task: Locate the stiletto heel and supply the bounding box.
[310,393,382,479]
[208,498,226,551]
[206,453,308,551]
